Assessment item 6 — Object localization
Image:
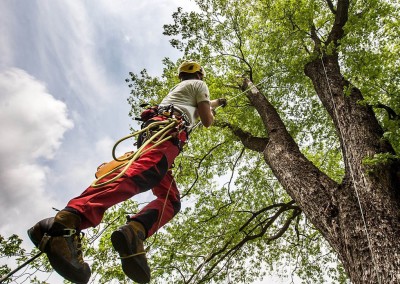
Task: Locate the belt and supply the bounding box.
[158,106,189,124]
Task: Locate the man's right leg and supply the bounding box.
[27,166,155,284]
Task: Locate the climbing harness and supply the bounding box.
[321,56,381,284]
[91,104,188,188]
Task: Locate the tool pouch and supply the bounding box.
[95,151,134,178]
[136,104,159,122]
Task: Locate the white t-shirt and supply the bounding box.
[160,79,210,128]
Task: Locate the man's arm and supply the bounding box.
[197,99,227,128]
[197,101,214,128]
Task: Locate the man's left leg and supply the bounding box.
[111,169,181,283]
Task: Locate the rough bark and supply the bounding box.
[242,63,400,283]
[304,53,400,284]
[245,0,400,282]
[237,0,400,280]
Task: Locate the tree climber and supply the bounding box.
[27,61,227,284]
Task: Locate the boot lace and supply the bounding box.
[71,232,85,264]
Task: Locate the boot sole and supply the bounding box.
[111,229,150,283]
[47,252,90,284]
[27,217,55,249]
[27,227,40,247]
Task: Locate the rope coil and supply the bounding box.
[91,118,181,188]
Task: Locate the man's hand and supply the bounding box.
[210,98,227,109]
[217,98,227,107]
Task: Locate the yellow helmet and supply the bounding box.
[177,61,206,77]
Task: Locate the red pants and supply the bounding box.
[66,140,181,238]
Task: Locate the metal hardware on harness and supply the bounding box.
[63,228,77,237]
[158,104,190,126]
[158,104,174,118]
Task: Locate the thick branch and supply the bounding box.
[325,0,336,14]
[310,23,322,52]
[241,78,287,134]
[215,121,268,152]
[267,209,302,241]
[239,200,296,232]
[374,103,400,120]
[326,0,349,46]
[241,77,338,239]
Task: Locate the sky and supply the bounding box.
[0,1,296,283]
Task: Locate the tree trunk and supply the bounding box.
[242,51,400,283]
[304,54,400,284]
[239,0,400,281]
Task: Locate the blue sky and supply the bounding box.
[0,0,187,236]
[0,1,296,283]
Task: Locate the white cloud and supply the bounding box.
[0,68,73,242]
[35,2,114,107]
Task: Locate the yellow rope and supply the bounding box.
[119,251,146,259]
[91,119,180,188]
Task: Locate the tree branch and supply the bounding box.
[310,23,322,52]
[229,12,253,80]
[326,0,349,46]
[192,204,301,283]
[215,121,268,152]
[239,200,296,232]
[181,142,226,198]
[374,103,400,120]
[325,0,336,14]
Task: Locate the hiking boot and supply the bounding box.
[29,211,91,284]
[27,217,54,250]
[111,220,150,283]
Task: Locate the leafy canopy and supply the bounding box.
[1,0,398,283]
